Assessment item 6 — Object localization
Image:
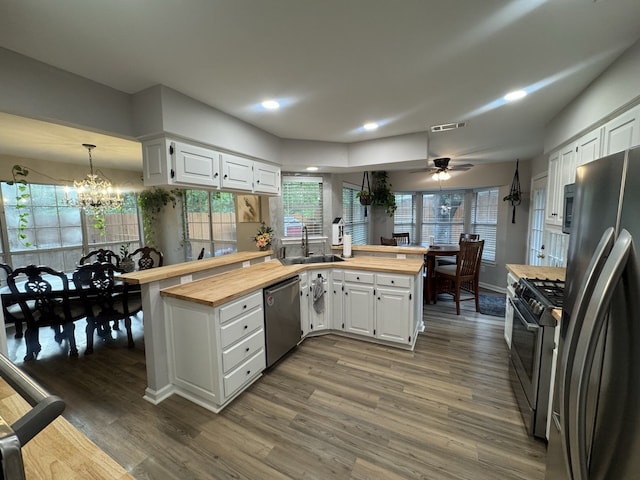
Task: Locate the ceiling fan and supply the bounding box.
[413,157,474,180]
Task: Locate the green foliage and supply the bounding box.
[7,165,34,247]
[137,187,183,247]
[119,242,131,258]
[371,171,397,216]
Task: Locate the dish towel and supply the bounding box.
[312,275,325,313]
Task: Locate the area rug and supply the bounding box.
[479,294,506,317]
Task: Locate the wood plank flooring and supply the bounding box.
[5,297,547,479]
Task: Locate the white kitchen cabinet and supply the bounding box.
[142,137,172,186]
[546,143,575,227]
[173,141,221,187]
[575,128,603,167]
[164,290,265,413]
[308,269,329,333]
[344,271,375,337]
[330,269,344,331]
[253,160,281,195]
[603,105,640,155]
[221,153,254,191]
[504,272,517,348]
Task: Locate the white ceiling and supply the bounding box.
[1,0,640,172]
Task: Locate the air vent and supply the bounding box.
[430,121,467,133]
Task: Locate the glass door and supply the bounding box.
[529,176,547,265]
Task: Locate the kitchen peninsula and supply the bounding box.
[123,253,424,413]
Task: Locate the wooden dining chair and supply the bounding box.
[72,263,141,354]
[392,232,410,246]
[434,240,484,315]
[437,233,481,266]
[130,246,164,270]
[381,236,397,246]
[7,265,81,361]
[79,248,123,272]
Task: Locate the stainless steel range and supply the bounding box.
[508,277,564,439]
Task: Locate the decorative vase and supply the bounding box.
[121,258,135,272]
[259,246,269,251]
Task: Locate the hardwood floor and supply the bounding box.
[6,300,547,479]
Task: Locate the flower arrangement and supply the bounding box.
[254,222,274,250]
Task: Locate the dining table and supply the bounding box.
[424,244,460,304]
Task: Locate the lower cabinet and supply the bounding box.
[344,271,375,336]
[330,269,344,331]
[164,290,265,413]
[308,269,329,333]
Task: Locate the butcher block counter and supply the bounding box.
[0,377,133,479]
[161,256,424,307]
[506,264,566,281]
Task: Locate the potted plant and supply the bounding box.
[119,243,135,272]
[371,170,397,216]
[137,187,182,247]
[356,190,374,206]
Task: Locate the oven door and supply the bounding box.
[509,296,543,410]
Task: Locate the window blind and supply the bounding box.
[342,184,368,245]
[283,176,323,237]
[471,188,498,262]
[393,193,415,242]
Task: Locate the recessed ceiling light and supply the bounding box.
[306,166,318,171]
[261,99,280,110]
[363,122,379,131]
[504,90,527,101]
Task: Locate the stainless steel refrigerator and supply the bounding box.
[546,145,640,479]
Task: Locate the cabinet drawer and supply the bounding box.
[223,349,265,398]
[331,269,344,281]
[220,291,263,324]
[222,328,265,373]
[376,273,411,288]
[344,271,374,284]
[220,308,264,348]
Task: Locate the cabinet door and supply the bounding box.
[344,283,374,336]
[308,270,329,332]
[221,153,253,191]
[603,106,640,155]
[545,151,561,225]
[254,161,281,195]
[300,274,309,338]
[575,128,603,167]
[376,287,411,344]
[174,141,221,187]
[330,275,343,330]
[142,138,172,186]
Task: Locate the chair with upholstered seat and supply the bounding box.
[7,265,81,360]
[130,246,164,270]
[72,263,142,354]
[434,240,484,315]
[392,232,410,246]
[381,236,397,246]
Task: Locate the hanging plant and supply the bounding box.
[371,171,397,216]
[8,165,34,247]
[137,187,182,247]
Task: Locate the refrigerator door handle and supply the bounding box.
[568,229,632,480]
[560,227,615,477]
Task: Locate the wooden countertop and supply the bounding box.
[331,244,428,254]
[506,264,566,281]
[119,250,272,285]
[0,378,133,479]
[161,256,424,307]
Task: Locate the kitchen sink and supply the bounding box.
[278,254,345,266]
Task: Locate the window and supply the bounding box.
[184,190,237,259]
[342,184,368,245]
[0,183,142,271]
[282,176,323,237]
[421,191,465,244]
[470,188,498,262]
[393,194,415,241]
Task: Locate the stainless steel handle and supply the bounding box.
[560,227,615,477]
[568,229,631,480]
[509,298,540,332]
[265,276,300,296]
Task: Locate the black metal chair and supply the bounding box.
[197,247,206,260]
[0,263,24,339]
[72,263,141,354]
[130,246,164,270]
[7,265,81,361]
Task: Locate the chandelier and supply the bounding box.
[67,144,123,213]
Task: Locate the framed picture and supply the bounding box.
[237,194,261,223]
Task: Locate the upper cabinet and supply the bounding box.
[603,105,640,155]
[575,128,603,167]
[546,144,575,226]
[142,137,281,196]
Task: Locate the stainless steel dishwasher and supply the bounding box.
[263,276,301,367]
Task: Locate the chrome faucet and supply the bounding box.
[302,224,309,257]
